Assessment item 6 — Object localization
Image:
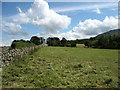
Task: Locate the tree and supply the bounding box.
[90,37,95,40]
[97,36,105,48]
[39,37,45,44]
[47,37,60,46]
[70,41,76,47]
[85,35,120,49]
[30,36,40,45]
[84,40,90,47]
[61,37,68,47]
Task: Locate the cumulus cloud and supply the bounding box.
[38,16,118,40]
[13,0,71,33]
[93,8,101,14]
[5,0,117,40]
[2,21,30,36]
[72,16,118,35]
[13,12,30,24]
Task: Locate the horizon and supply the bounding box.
[1,0,118,46]
[0,29,120,48]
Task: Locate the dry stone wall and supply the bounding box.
[1,45,42,67]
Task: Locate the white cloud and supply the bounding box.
[2,21,30,36]
[3,0,118,41]
[13,0,71,33]
[13,13,30,24]
[0,37,12,46]
[0,41,11,46]
[38,16,118,40]
[72,16,118,36]
[17,7,23,13]
[54,3,117,13]
[93,8,101,14]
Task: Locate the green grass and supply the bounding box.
[2,45,118,88]
[76,44,85,48]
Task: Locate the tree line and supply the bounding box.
[47,37,76,47]
[10,36,76,49]
[28,36,76,47]
[10,35,120,49]
[84,35,120,49]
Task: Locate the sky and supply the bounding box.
[1,0,118,46]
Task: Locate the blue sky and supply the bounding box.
[1,0,118,46]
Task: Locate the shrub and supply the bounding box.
[10,40,35,49]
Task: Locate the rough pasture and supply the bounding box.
[2,45,118,88]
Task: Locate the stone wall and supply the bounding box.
[1,45,42,67]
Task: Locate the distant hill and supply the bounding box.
[95,29,120,39]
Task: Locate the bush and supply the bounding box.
[10,40,35,49]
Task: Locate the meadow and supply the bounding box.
[2,44,118,88]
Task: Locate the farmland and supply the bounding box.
[2,45,118,88]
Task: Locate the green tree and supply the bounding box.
[84,40,90,47]
[97,36,107,48]
[30,36,40,45]
[47,37,60,46]
[70,41,76,47]
[61,37,68,47]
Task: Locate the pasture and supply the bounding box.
[2,45,118,88]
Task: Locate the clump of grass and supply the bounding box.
[104,78,113,84]
[73,64,83,68]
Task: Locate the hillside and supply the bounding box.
[95,29,120,39]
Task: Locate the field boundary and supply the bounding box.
[1,45,42,67]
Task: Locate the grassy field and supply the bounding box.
[2,45,118,88]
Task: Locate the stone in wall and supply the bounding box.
[1,45,41,67]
